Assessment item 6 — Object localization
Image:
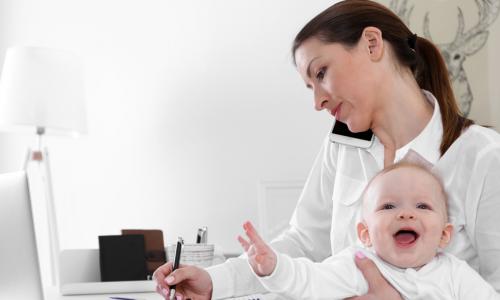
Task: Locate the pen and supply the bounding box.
[169,236,183,300]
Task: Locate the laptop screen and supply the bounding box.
[0,171,44,300]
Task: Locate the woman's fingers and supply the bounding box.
[164,265,198,286]
[353,251,402,300]
[156,284,170,299]
[354,251,387,289]
[153,261,174,289]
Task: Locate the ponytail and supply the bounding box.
[413,37,473,155]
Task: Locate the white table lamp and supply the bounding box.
[0,46,87,286]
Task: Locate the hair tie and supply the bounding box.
[408,33,417,50]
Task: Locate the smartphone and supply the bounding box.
[329,119,374,148]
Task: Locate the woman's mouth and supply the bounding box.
[393,229,419,248]
[332,103,342,118]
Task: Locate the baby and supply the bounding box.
[238,161,499,299]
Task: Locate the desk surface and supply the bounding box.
[46,287,162,300]
[45,287,281,300]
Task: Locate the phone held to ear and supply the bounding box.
[329,119,374,148]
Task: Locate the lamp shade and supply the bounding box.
[0,46,87,136]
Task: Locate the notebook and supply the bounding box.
[98,234,149,281]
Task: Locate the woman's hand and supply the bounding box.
[153,261,213,300]
[346,252,402,300]
[237,221,277,277]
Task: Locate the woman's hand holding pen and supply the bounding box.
[153,261,212,300]
[238,221,277,277]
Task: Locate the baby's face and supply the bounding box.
[358,166,453,269]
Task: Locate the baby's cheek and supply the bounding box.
[369,232,391,256]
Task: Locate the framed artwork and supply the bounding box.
[385,0,500,128]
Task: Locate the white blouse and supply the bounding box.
[207,90,500,298]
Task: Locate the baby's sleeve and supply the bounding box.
[255,247,366,299]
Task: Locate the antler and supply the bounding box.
[424,0,499,45]
[389,0,414,26]
[462,0,500,41]
[423,12,433,41]
[424,7,465,42]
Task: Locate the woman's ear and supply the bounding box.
[357,222,372,247]
[360,26,384,61]
[439,223,454,248]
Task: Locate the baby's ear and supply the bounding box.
[439,223,454,248]
[357,222,372,247]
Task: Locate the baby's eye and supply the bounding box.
[315,67,326,81]
[416,203,431,210]
[381,203,395,210]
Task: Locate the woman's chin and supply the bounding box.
[346,120,370,133]
[345,122,362,133]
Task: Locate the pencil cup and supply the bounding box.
[166,243,215,268]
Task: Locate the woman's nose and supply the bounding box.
[314,99,328,111]
[314,93,328,111]
[314,89,329,111]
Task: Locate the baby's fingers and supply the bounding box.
[237,235,251,252]
[243,221,266,246]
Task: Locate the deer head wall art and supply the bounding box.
[389,0,500,117]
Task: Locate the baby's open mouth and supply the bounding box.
[393,229,419,247]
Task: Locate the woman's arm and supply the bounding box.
[472,148,500,292]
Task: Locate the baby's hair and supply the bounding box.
[361,160,448,219]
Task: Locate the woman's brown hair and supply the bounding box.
[292,0,473,155]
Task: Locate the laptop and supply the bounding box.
[0,171,44,299]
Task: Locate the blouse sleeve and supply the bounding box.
[452,256,500,299]
[472,145,500,292]
[270,135,337,261]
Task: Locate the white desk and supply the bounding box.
[46,287,162,300]
[45,287,282,300]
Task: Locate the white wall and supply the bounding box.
[0,0,335,255]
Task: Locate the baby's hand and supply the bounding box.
[237,221,277,277]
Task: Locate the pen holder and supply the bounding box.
[166,243,215,268]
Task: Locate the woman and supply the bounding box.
[154,1,500,299]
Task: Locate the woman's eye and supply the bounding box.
[416,203,431,210]
[381,203,395,210]
[315,67,326,81]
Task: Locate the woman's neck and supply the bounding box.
[371,72,434,166]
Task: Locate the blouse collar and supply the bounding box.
[367,90,443,168]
